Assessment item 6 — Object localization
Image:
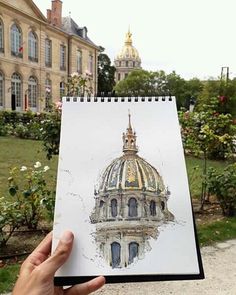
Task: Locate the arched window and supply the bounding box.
[111,199,117,217]
[99,200,105,208]
[45,78,51,110]
[11,73,22,109]
[11,24,22,57]
[150,200,156,216]
[129,242,139,264]
[60,81,65,98]
[0,20,4,52]
[28,76,37,109]
[0,72,4,107]
[128,198,138,217]
[111,242,121,268]
[161,201,165,211]
[28,31,38,62]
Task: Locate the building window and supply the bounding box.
[45,39,52,67]
[60,81,65,99]
[150,200,156,216]
[118,73,121,81]
[125,73,128,79]
[128,198,138,217]
[11,73,22,109]
[77,50,82,74]
[133,61,135,67]
[111,199,118,217]
[28,76,37,108]
[0,20,4,53]
[60,45,66,71]
[11,24,23,57]
[45,78,51,110]
[111,242,121,268]
[0,72,3,107]
[88,54,93,75]
[129,242,139,264]
[126,61,128,67]
[28,31,38,62]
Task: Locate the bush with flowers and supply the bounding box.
[7,161,55,230]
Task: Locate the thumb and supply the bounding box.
[40,231,74,277]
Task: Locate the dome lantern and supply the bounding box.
[122,111,138,154]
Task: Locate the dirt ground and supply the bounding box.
[94,239,236,295]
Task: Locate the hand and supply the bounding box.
[13,231,105,295]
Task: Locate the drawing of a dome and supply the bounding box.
[90,113,174,268]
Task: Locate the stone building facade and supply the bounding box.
[0,0,99,112]
[114,30,141,83]
[91,114,174,268]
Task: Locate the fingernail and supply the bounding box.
[60,231,73,243]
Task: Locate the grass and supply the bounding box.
[197,217,236,246]
[0,136,58,196]
[0,264,20,294]
[185,155,229,198]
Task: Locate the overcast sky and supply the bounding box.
[34,0,236,80]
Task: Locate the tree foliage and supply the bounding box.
[97,52,116,95]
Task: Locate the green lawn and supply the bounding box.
[0,136,58,196]
[185,155,229,198]
[0,264,20,294]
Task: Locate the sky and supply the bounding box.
[34,0,236,80]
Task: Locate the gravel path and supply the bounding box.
[94,239,236,295]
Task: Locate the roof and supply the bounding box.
[62,16,98,48]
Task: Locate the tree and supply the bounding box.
[97,51,116,95]
[114,69,152,95]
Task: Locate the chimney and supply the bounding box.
[47,9,52,23]
[51,0,62,28]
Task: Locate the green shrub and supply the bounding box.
[207,163,236,217]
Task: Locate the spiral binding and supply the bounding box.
[65,95,173,103]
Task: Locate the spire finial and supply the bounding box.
[125,28,132,45]
[122,111,138,154]
[128,109,131,129]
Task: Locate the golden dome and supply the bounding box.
[98,114,165,193]
[116,30,141,61]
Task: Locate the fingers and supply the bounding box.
[38,231,74,277]
[21,232,53,275]
[65,276,106,295]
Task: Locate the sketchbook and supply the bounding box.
[52,96,204,285]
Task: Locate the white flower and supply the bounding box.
[34,161,42,168]
[71,72,79,77]
[43,166,50,172]
[20,166,27,171]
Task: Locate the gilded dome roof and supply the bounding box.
[99,154,165,193]
[116,30,141,61]
[98,113,165,193]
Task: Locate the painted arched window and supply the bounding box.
[150,200,156,216]
[0,72,4,107]
[45,78,51,110]
[0,20,4,52]
[111,242,121,268]
[161,201,165,211]
[11,73,22,108]
[129,242,139,264]
[28,76,37,108]
[11,24,22,57]
[128,198,138,217]
[28,31,38,62]
[111,199,117,217]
